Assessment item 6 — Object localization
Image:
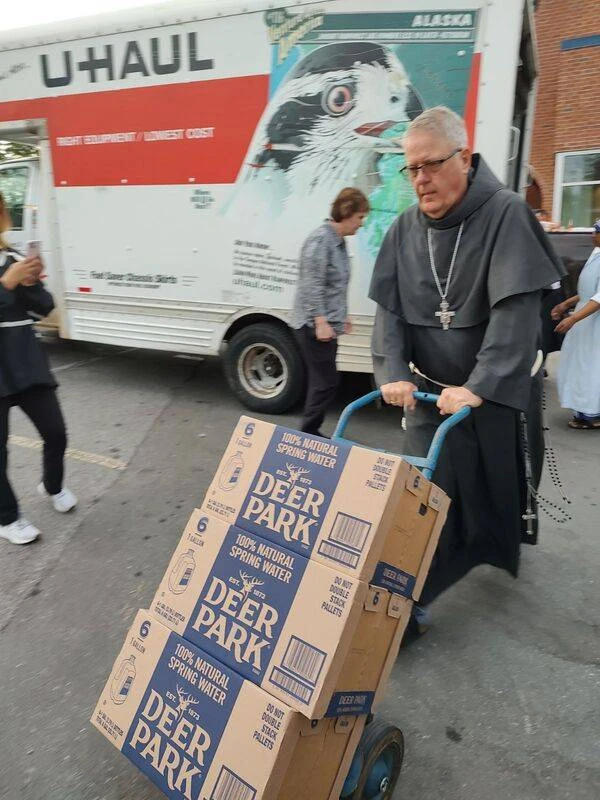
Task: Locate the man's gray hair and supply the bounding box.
[402,106,468,149]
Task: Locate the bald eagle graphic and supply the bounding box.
[224,42,423,241]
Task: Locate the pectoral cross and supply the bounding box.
[435,299,455,330]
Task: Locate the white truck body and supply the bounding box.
[0,0,537,411]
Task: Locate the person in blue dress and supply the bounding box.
[554,220,600,429]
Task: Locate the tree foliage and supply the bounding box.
[0,140,38,162]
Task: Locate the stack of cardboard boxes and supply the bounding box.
[92,416,449,800]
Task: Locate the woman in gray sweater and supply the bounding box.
[291,188,369,436]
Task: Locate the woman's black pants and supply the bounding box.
[0,386,67,525]
[295,326,339,435]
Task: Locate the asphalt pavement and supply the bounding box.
[0,339,597,800]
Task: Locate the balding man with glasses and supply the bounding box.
[369,106,564,636]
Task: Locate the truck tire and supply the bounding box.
[224,323,305,414]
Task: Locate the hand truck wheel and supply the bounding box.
[340,718,404,799]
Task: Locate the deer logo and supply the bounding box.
[239,570,264,598]
[285,463,310,486]
[175,685,199,721]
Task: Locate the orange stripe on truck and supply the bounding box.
[0,75,269,187]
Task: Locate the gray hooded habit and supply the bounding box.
[369,154,565,604]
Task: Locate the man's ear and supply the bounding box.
[460,147,472,173]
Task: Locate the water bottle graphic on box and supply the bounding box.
[219,451,244,491]
[110,655,136,704]
[168,548,196,594]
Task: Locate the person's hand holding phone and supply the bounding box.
[20,256,44,286]
[20,242,45,286]
[0,257,43,290]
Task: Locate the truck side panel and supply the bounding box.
[0,1,501,374]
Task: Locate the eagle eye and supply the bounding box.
[323,84,355,117]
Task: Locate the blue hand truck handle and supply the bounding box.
[332,390,471,480]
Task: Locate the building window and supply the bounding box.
[0,165,29,231]
[554,150,600,228]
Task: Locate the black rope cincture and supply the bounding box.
[524,384,572,525]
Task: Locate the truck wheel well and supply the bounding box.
[224,314,290,341]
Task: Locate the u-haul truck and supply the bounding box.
[0,0,537,412]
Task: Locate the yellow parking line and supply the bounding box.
[8,435,128,471]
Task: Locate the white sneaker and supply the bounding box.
[0,518,40,545]
[37,483,77,513]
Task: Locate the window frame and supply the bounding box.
[0,162,31,232]
[553,149,600,228]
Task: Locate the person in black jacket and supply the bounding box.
[0,193,76,545]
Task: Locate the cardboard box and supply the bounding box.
[279,712,367,800]
[201,416,449,600]
[150,510,412,718]
[91,610,367,800]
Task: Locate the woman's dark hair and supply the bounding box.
[331,187,370,222]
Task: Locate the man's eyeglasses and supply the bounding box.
[400,147,462,179]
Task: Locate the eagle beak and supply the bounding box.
[354,120,398,138]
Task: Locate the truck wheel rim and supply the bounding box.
[238,342,288,399]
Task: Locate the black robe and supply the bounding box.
[369,155,565,604]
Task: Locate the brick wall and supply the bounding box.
[529,0,600,215]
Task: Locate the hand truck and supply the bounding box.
[333,390,471,799]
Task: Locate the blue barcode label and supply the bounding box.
[211,766,256,800]
[329,512,371,551]
[317,539,360,568]
[269,636,327,704]
[281,636,326,686]
[269,667,313,704]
